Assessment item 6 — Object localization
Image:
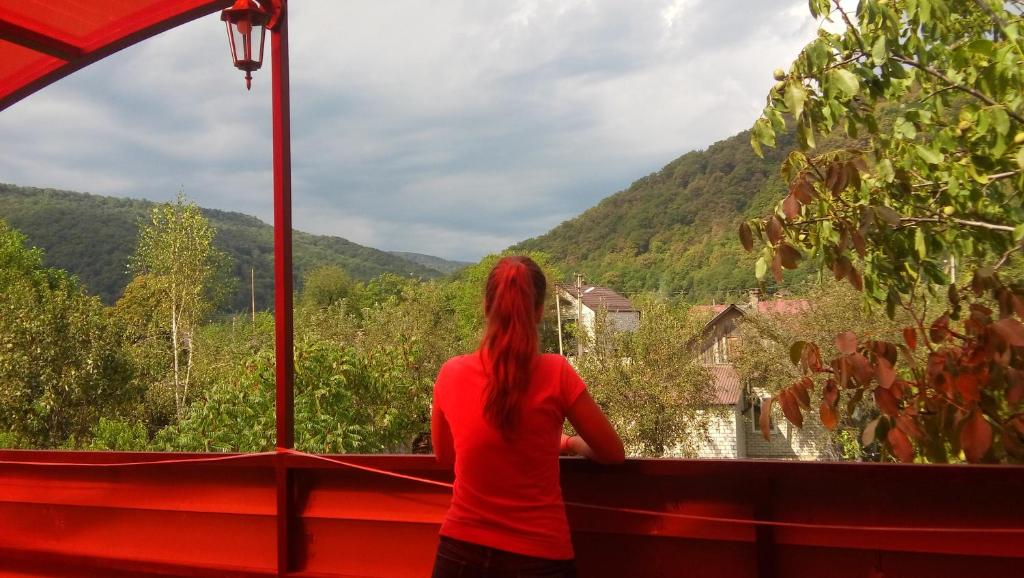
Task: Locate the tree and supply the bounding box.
[575,296,715,457]
[299,264,356,310]
[0,220,138,447]
[744,0,1024,462]
[130,193,231,419]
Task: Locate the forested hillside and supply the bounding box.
[388,251,470,275]
[0,184,439,311]
[516,129,815,301]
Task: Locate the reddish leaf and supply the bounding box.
[850,353,874,385]
[887,427,914,463]
[801,342,824,372]
[791,177,815,203]
[869,340,898,366]
[846,266,863,291]
[759,397,774,440]
[823,379,839,406]
[820,402,838,430]
[846,387,864,415]
[1004,414,1024,459]
[903,327,917,351]
[782,193,801,220]
[929,314,950,344]
[874,387,900,417]
[767,216,783,245]
[778,243,801,269]
[779,388,804,428]
[862,416,880,446]
[954,371,981,403]
[832,255,851,281]
[896,415,925,442]
[836,331,858,355]
[739,222,754,251]
[1007,368,1024,405]
[876,357,896,389]
[792,380,812,410]
[992,318,1024,347]
[961,411,993,463]
[851,229,866,257]
[771,250,784,283]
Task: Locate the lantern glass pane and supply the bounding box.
[253,25,265,67]
[224,20,238,64]
[231,20,248,63]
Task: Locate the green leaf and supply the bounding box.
[915,145,943,165]
[914,228,927,260]
[829,68,860,97]
[1016,146,1024,170]
[785,81,807,120]
[871,35,887,65]
[789,341,807,366]
[755,256,768,280]
[992,108,1010,136]
[1014,224,1024,243]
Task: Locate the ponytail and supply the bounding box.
[481,256,547,433]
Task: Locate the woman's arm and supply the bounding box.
[564,390,625,464]
[431,403,455,466]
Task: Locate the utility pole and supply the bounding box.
[251,267,256,323]
[555,283,564,356]
[575,272,584,360]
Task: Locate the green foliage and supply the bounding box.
[745,0,1024,463]
[0,220,139,447]
[576,295,715,457]
[299,264,356,310]
[86,418,150,451]
[748,0,1023,306]
[0,184,441,310]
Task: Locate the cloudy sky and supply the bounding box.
[0,0,826,261]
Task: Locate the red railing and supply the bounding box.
[1,450,1021,578]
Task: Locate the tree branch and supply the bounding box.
[893,56,1024,125]
[900,216,1017,233]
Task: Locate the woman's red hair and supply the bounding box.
[481,256,547,433]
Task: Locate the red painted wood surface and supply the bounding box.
[1,451,1020,578]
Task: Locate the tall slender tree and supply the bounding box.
[130,193,231,418]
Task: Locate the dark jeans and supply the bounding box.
[431,536,577,578]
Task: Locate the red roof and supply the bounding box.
[709,364,741,405]
[0,1,231,111]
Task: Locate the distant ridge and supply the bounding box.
[0,184,439,311]
[388,251,470,275]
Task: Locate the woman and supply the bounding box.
[431,255,625,578]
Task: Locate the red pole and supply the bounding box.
[271,1,294,454]
[270,1,294,575]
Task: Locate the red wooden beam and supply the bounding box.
[0,16,83,61]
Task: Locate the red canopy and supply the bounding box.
[0,0,232,111]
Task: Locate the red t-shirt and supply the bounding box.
[433,352,587,560]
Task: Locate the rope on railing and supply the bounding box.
[2,449,1022,535]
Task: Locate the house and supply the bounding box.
[688,292,834,460]
[554,284,639,353]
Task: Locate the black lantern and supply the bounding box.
[221,0,270,90]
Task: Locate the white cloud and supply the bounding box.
[0,0,826,261]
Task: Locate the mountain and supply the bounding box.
[515,129,814,302]
[0,184,439,311]
[388,251,470,275]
